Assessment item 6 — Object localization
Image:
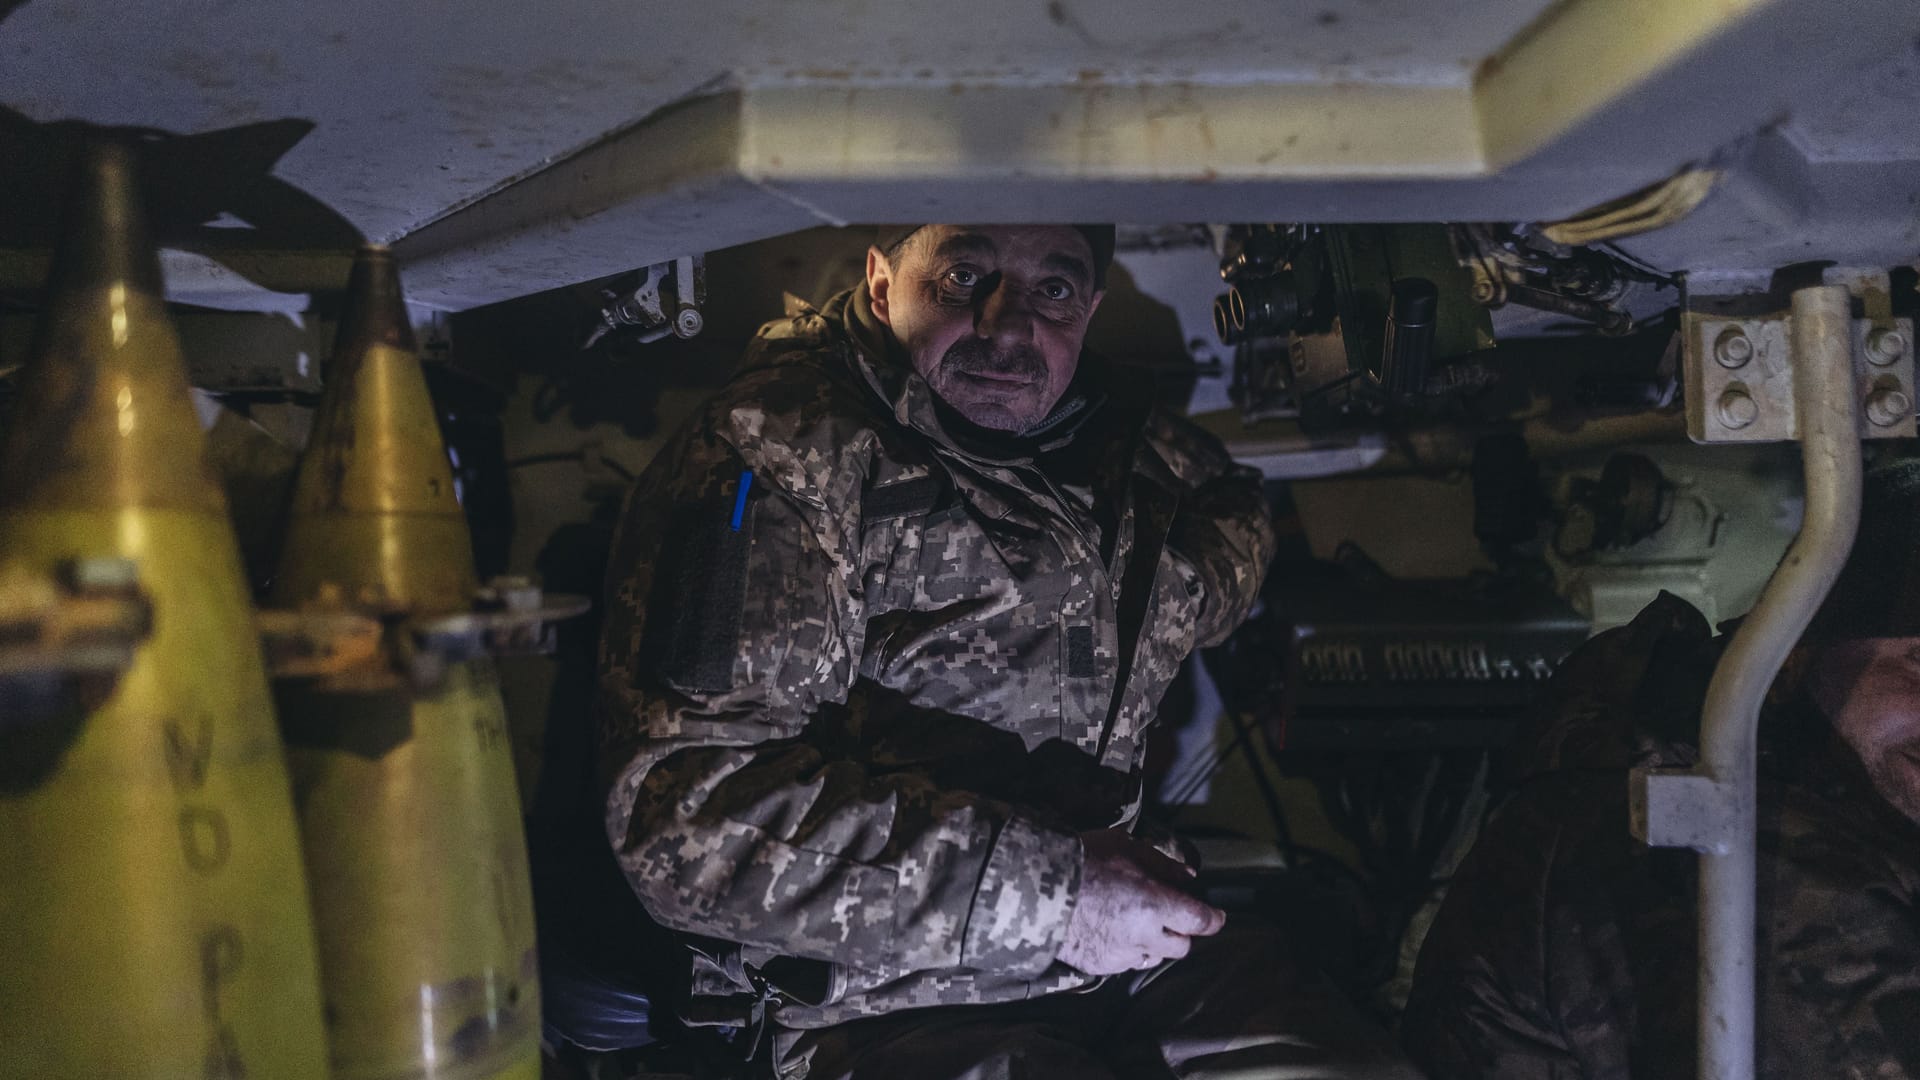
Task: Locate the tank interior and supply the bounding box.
[3,2,1919,1076]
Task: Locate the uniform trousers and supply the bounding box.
[769,921,1423,1080]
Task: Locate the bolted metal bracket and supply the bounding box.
[1631,767,1743,854]
[1684,304,1914,444]
[0,557,153,678]
[402,581,591,689]
[259,576,590,690]
[582,254,707,349]
[255,608,386,682]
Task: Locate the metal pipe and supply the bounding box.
[1693,284,1861,1080]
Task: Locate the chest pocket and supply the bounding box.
[855,469,949,617]
[855,470,1066,741]
[1136,550,1202,708]
[1087,473,1190,767]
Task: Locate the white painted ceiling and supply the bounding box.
[2,0,1916,309]
[0,0,1552,240]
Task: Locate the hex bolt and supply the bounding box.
[63,556,139,593]
[1713,327,1754,369]
[1865,328,1908,367]
[477,574,543,613]
[1716,387,1759,430]
[674,308,705,339]
[1866,386,1913,428]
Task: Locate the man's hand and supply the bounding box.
[1056,828,1226,976]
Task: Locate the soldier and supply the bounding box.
[1403,462,1920,1078]
[595,225,1420,1078]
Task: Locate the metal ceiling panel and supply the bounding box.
[3,0,1917,310]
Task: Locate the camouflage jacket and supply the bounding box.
[1403,592,1920,1079]
[596,286,1275,1029]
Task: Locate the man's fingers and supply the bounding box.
[1157,928,1193,962]
[1156,887,1227,937]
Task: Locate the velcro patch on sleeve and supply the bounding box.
[640,488,754,692]
[861,474,947,521]
[1066,625,1096,678]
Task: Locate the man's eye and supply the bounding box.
[1040,280,1074,301]
[945,268,979,288]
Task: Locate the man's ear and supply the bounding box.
[866,245,894,327]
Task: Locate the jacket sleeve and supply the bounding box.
[1149,408,1278,648]
[1401,792,1584,1080]
[597,388,1081,980]
[1406,598,1721,1079]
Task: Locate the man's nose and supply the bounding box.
[974,275,1035,344]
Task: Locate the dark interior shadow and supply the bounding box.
[1084,259,1202,412]
[0,105,364,294]
[0,673,116,793]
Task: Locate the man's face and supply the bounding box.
[866,225,1105,433]
[1809,637,1920,825]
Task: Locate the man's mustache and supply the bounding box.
[939,338,1046,382]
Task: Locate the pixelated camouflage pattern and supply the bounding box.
[1405,592,1920,1079]
[598,285,1275,1029]
[771,920,1424,1080]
